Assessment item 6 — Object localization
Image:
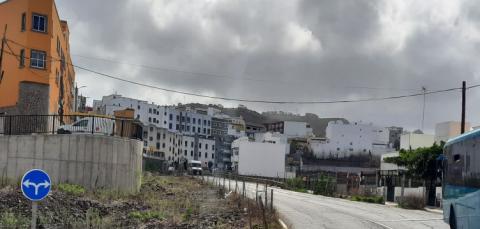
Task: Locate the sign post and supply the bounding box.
[21,169,51,229]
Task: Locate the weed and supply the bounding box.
[0,212,29,227]
[128,210,165,222]
[57,183,86,196]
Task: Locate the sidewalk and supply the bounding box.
[424,206,443,214]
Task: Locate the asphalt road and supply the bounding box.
[204,176,449,229]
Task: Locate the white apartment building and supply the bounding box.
[435,121,471,143]
[93,94,213,138]
[144,125,215,167]
[310,120,391,158]
[400,133,435,150]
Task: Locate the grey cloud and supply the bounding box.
[56,0,480,132]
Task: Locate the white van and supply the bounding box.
[187,160,203,175]
[57,117,114,135]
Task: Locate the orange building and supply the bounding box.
[0,0,75,115]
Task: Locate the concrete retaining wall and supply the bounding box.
[0,134,142,193]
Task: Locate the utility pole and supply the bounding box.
[0,25,7,84]
[421,86,426,131]
[461,81,466,134]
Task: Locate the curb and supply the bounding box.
[424,207,443,214]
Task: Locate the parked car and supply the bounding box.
[187,160,203,175]
[57,117,114,135]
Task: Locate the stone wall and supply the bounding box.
[0,134,143,193]
[0,81,49,115]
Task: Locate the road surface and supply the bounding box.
[204,176,449,229]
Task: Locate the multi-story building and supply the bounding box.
[0,0,75,115]
[144,125,215,168]
[245,122,266,139]
[211,115,246,170]
[265,121,313,139]
[387,126,403,150]
[309,120,392,158]
[93,94,212,138]
[434,121,471,143]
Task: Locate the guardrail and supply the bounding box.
[0,114,142,139]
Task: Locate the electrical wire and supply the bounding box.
[2,40,479,104]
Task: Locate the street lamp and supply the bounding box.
[75,85,87,113]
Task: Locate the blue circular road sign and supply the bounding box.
[21,169,51,201]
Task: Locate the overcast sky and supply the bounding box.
[56,0,480,133]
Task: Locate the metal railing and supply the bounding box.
[0,115,142,139]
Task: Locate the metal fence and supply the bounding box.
[0,115,142,139]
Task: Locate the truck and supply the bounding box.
[57,117,114,135]
[187,160,203,175]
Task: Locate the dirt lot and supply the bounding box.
[0,173,280,228]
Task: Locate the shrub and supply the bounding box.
[286,177,305,190]
[398,195,425,209]
[57,183,86,196]
[350,195,384,204]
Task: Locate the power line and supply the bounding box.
[7,38,423,91]
[2,40,479,104]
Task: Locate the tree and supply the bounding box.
[384,142,444,206]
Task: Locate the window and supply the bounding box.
[203,128,206,134]
[208,120,211,126]
[185,141,188,147]
[212,145,215,150]
[207,129,210,135]
[56,36,60,55]
[149,137,153,141]
[149,108,152,113]
[163,133,166,139]
[193,118,196,124]
[199,143,202,149]
[198,119,201,125]
[191,151,193,156]
[169,123,172,129]
[192,126,196,132]
[187,126,190,131]
[19,49,25,67]
[199,152,201,157]
[162,143,165,148]
[138,105,141,109]
[30,50,46,69]
[32,14,47,32]
[21,13,26,31]
[176,124,179,130]
[212,154,214,159]
[206,144,208,150]
[176,115,179,121]
[187,117,190,123]
[204,120,207,125]
[148,117,151,122]
[205,153,208,158]
[156,143,160,150]
[184,150,187,156]
[169,114,173,120]
[191,142,194,147]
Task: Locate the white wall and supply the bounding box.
[400,133,434,150]
[237,141,287,178]
[311,120,391,158]
[283,121,313,138]
[435,121,470,143]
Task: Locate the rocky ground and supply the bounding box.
[0,173,280,228]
